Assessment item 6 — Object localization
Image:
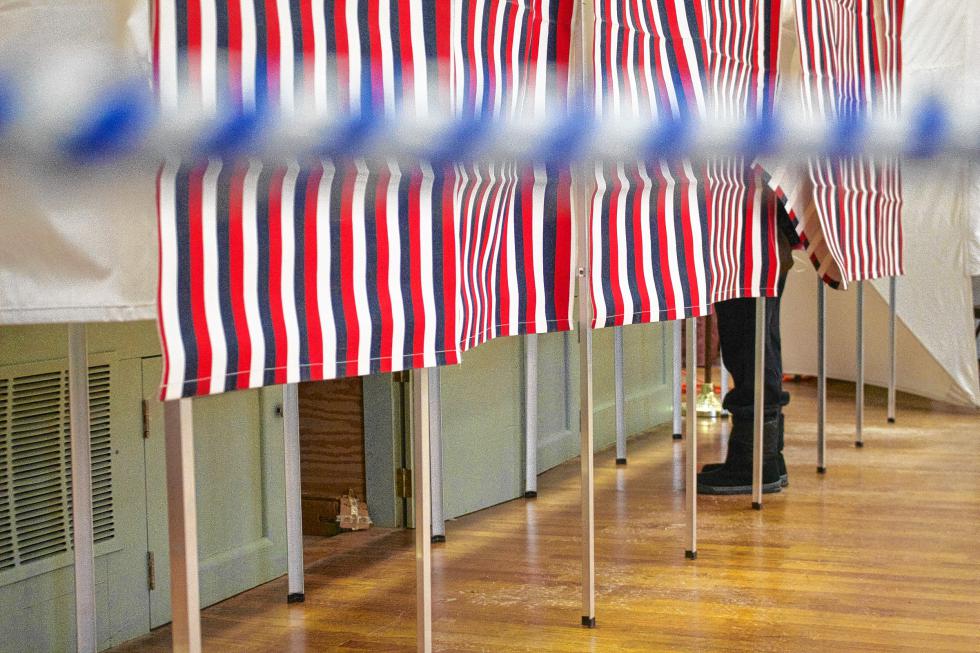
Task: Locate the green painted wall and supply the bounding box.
[437,323,673,521]
[0,322,285,652]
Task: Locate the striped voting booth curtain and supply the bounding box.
[763,0,904,287]
[451,0,575,351]
[590,0,714,327]
[154,0,575,400]
[589,0,783,328]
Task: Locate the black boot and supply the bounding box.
[704,414,788,487]
[697,418,782,495]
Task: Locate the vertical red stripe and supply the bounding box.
[228,163,252,388]
[335,0,351,107]
[304,165,324,379]
[267,167,289,384]
[188,164,213,395]
[368,0,384,109]
[409,169,426,367]
[299,0,316,99]
[264,0,281,102]
[375,168,394,372]
[609,172,624,323]
[186,0,203,90]
[227,0,243,104]
[521,167,538,330]
[340,168,360,376]
[553,169,573,331]
[400,0,417,106]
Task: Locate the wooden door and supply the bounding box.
[298,378,366,536]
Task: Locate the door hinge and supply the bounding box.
[141,400,151,439]
[147,551,156,591]
[395,468,413,498]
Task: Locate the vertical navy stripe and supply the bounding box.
[431,167,447,365]
[215,162,239,383]
[622,166,641,321]
[292,168,311,381]
[255,167,276,386]
[362,168,383,373]
[174,164,198,397]
[398,168,414,368]
[598,164,615,325]
[669,163,692,316]
[542,164,559,327]
[329,165,349,370]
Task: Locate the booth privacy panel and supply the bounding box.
[153,0,576,399]
[153,0,903,400]
[0,0,156,326]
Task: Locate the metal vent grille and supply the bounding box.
[0,364,115,572]
[0,379,11,571]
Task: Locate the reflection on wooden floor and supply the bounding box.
[111,379,980,652]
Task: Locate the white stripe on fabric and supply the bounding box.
[280,161,302,383]
[241,160,266,388]
[158,160,185,399]
[316,161,338,378]
[351,160,372,376]
[201,160,227,394]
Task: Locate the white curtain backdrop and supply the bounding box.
[781,0,980,408]
[0,0,156,325]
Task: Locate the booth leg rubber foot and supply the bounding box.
[523,491,538,499]
[673,433,683,440]
[888,417,896,424]
[752,502,762,510]
[685,550,697,560]
[817,466,827,474]
[616,458,627,466]
[287,593,305,604]
[855,441,864,448]
[581,616,596,628]
[431,535,446,544]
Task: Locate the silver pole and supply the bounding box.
[163,399,202,653]
[887,277,897,423]
[817,282,827,474]
[429,369,446,542]
[573,0,596,629]
[67,324,97,653]
[752,298,766,510]
[412,369,433,653]
[614,327,627,465]
[684,318,698,560]
[856,282,865,448]
[672,321,683,439]
[282,384,305,602]
[524,336,539,498]
[719,354,730,416]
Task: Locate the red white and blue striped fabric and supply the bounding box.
[589,0,783,328]
[451,0,575,350]
[762,0,903,287]
[154,0,574,399]
[703,0,784,305]
[590,0,713,327]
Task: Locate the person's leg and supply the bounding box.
[697,295,787,494]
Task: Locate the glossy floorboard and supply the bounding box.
[110,379,980,652]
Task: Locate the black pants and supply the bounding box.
[715,284,790,423]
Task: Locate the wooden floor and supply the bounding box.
[111,379,980,652]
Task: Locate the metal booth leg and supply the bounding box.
[614,327,627,465]
[283,384,305,603]
[856,282,865,448]
[524,336,539,498]
[817,283,827,474]
[412,369,433,653]
[751,298,766,510]
[685,318,698,560]
[672,322,683,440]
